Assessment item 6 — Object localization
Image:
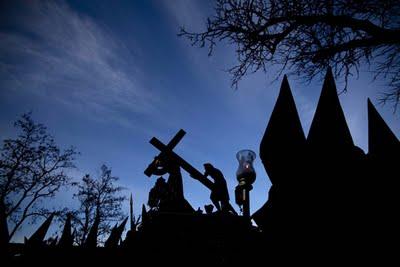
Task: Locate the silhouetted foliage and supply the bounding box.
[179,0,400,109]
[73,165,126,245]
[0,113,78,241]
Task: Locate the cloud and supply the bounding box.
[157,0,232,82]
[0,0,159,129]
[159,0,207,31]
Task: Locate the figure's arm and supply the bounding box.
[189,172,214,191]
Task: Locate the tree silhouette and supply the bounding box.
[73,164,126,245]
[179,0,400,109]
[0,113,77,241]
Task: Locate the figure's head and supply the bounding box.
[203,163,214,173]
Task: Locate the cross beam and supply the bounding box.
[144,129,186,177]
[144,130,214,191]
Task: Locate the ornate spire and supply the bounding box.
[307,67,354,149]
[259,75,305,184]
[141,204,148,225]
[368,98,400,156]
[104,217,128,248]
[117,217,128,235]
[105,223,118,248]
[58,213,73,248]
[83,211,100,248]
[26,213,54,246]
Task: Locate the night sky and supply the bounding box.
[1,0,399,242]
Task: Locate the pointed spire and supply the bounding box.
[83,212,100,248]
[130,193,134,231]
[58,213,73,248]
[307,67,354,149]
[368,98,400,156]
[104,224,118,248]
[259,75,306,183]
[105,217,128,248]
[117,217,128,232]
[141,204,148,225]
[26,213,54,246]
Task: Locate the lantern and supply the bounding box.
[236,149,256,185]
[235,149,256,218]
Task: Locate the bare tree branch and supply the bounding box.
[0,113,78,241]
[179,0,400,109]
[72,165,126,245]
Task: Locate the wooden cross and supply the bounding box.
[144,129,214,191]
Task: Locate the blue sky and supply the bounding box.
[1,0,399,242]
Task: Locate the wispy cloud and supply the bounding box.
[159,0,208,31]
[157,0,233,82]
[0,0,159,129]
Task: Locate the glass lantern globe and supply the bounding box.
[236,149,256,185]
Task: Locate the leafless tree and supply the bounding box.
[0,113,77,241]
[73,165,126,245]
[179,0,400,110]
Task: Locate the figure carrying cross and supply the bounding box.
[144,129,237,215]
[203,163,238,215]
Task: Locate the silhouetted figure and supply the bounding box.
[144,130,210,213]
[203,163,237,215]
[148,177,169,210]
